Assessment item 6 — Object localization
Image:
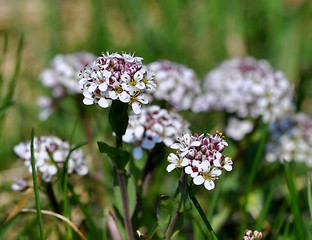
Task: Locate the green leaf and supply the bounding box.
[109,100,129,138]
[156,195,179,238]
[97,141,130,170]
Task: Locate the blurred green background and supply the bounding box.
[1,0,312,169]
[0,1,312,238]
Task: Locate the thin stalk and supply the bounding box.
[116,170,135,240]
[165,172,187,239]
[190,195,219,240]
[307,172,312,220]
[30,128,45,240]
[46,182,61,214]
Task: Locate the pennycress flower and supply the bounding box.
[147,60,201,110]
[265,113,312,167]
[192,57,294,123]
[167,131,232,190]
[14,136,88,182]
[123,105,190,159]
[243,229,263,240]
[37,52,96,120]
[79,52,156,114]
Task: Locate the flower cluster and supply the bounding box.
[79,52,156,114]
[192,57,294,123]
[265,113,312,167]
[123,105,190,159]
[38,52,96,120]
[167,131,232,190]
[242,229,263,240]
[225,117,254,141]
[147,60,200,110]
[14,136,88,182]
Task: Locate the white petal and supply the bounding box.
[136,95,148,104]
[170,143,180,149]
[193,175,205,185]
[168,153,179,163]
[121,73,131,82]
[109,90,118,100]
[181,158,189,166]
[99,82,108,91]
[166,164,176,172]
[224,165,233,171]
[98,98,110,108]
[134,71,144,81]
[133,147,143,159]
[119,92,131,103]
[204,180,215,190]
[142,137,156,149]
[88,84,97,93]
[136,81,145,90]
[132,102,141,114]
[185,166,193,175]
[83,98,94,105]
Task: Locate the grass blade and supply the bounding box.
[283,162,304,239]
[308,172,312,220]
[30,128,45,240]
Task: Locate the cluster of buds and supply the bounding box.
[123,105,190,159]
[38,53,96,120]
[167,131,232,190]
[147,60,200,110]
[79,52,156,114]
[192,57,294,124]
[14,136,88,182]
[265,113,312,167]
[242,229,263,240]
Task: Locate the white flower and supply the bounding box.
[123,105,190,158]
[14,136,88,182]
[265,113,312,168]
[192,57,294,123]
[147,60,200,110]
[37,52,96,120]
[167,131,232,191]
[225,117,254,141]
[79,52,156,114]
[166,153,189,172]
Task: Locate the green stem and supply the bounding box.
[116,170,135,240]
[30,128,45,240]
[46,182,61,214]
[190,195,218,240]
[165,172,187,239]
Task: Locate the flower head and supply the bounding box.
[38,53,96,120]
[192,57,294,123]
[167,131,232,190]
[265,113,312,167]
[79,52,156,114]
[147,60,200,110]
[14,136,88,182]
[243,229,263,240]
[123,105,190,159]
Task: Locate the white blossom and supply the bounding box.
[14,136,88,182]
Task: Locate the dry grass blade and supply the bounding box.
[5,189,33,222]
[20,208,87,240]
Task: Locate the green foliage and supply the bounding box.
[1,0,312,239]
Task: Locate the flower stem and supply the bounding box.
[116,169,135,240]
[190,195,219,240]
[46,182,61,214]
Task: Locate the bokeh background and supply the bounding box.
[1,0,312,238]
